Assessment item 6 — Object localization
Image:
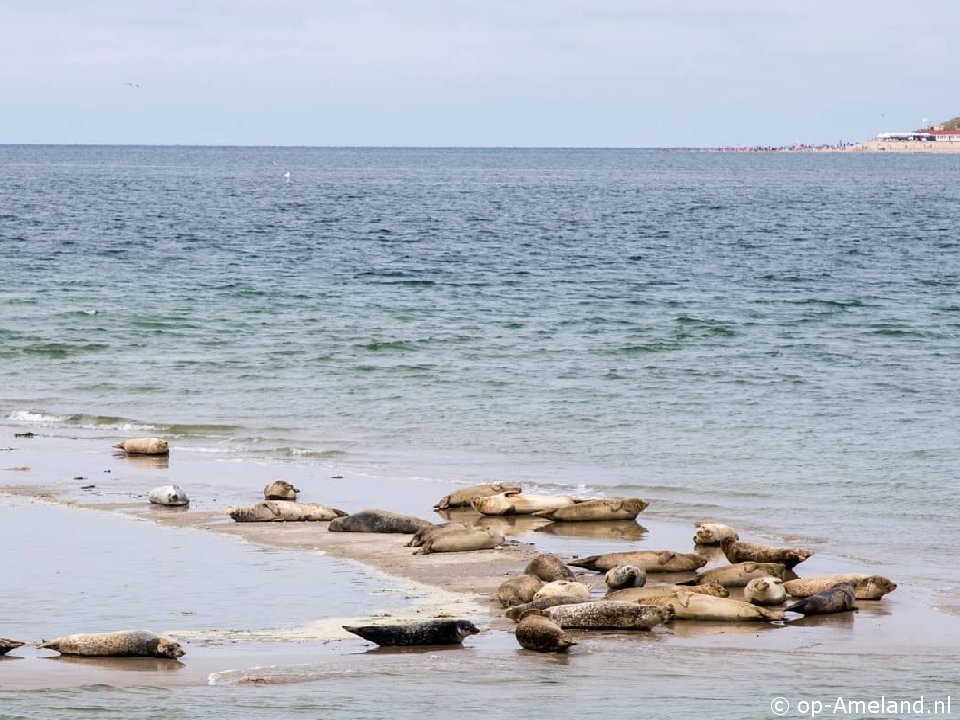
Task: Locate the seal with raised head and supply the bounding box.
[328,509,433,534]
[0,638,24,655]
[721,537,813,568]
[689,562,787,588]
[264,480,299,501]
[228,501,347,522]
[37,631,184,658]
[497,575,545,607]
[343,619,479,646]
[505,595,589,622]
[533,580,591,602]
[471,491,582,516]
[783,574,897,600]
[415,528,504,554]
[533,498,648,522]
[515,611,576,653]
[568,550,706,574]
[405,522,467,548]
[434,483,522,510]
[605,565,646,590]
[113,437,169,456]
[524,553,576,582]
[544,601,670,630]
[650,591,783,622]
[605,581,728,603]
[148,484,189,507]
[693,522,739,545]
[786,583,856,616]
[744,576,786,606]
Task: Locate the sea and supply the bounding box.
[1,146,959,718]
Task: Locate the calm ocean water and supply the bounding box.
[2,146,959,717]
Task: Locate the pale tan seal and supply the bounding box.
[497,575,545,607]
[228,501,346,523]
[533,498,648,522]
[693,522,739,545]
[744,576,786,606]
[505,596,589,622]
[524,553,576,582]
[689,562,787,588]
[650,591,783,622]
[605,581,729,602]
[328,509,433,533]
[783,574,896,600]
[544,601,670,630]
[471,491,583,516]
[786,583,856,615]
[113,437,169,456]
[604,565,646,590]
[37,631,184,658]
[515,611,576,653]
[414,528,504,554]
[721,537,813,568]
[568,550,706,574]
[0,638,24,655]
[434,483,522,510]
[405,522,467,548]
[533,580,591,601]
[148,484,189,507]
[264,480,299,501]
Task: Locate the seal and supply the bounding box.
[650,591,783,622]
[471,491,583,516]
[497,575,545,607]
[786,583,857,616]
[0,638,24,656]
[113,437,169,456]
[533,580,591,602]
[686,562,787,588]
[524,553,576,582]
[605,565,647,590]
[328,509,433,534]
[148,484,189,507]
[434,483,522,510]
[544,601,670,630]
[721,537,813,568]
[264,480,299,501]
[228,501,347,523]
[744,576,786,606]
[36,631,184,658]
[568,550,706,574]
[783,574,897,600]
[515,611,576,653]
[605,581,728,602]
[533,498,648,522]
[415,528,504,554]
[505,596,589,622]
[693,522,739,545]
[405,522,467,548]
[342,619,479,646]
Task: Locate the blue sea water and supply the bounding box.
[1,146,960,717]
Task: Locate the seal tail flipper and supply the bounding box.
[567,556,599,571]
[531,509,558,520]
[785,598,808,614]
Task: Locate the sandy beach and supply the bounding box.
[841,140,960,153]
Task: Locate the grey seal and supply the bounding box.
[569,550,706,574]
[414,527,504,554]
[497,575,545,607]
[605,565,647,590]
[686,562,787,588]
[786,583,857,616]
[532,498,648,522]
[37,631,184,658]
[343,619,479,646]
[524,553,576,582]
[328,509,433,533]
[264,480,299,501]
[405,522,467,548]
[471,491,582,516]
[228,501,346,522]
[783,574,896,600]
[505,596,589,622]
[434,483,522,510]
[113,437,169,455]
[693,522,739,545]
[721,537,813,568]
[544,601,670,630]
[515,611,576,653]
[148,484,189,507]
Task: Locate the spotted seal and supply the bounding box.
[148,484,189,507]
[783,574,896,600]
[544,601,670,630]
[37,631,184,658]
[569,550,706,574]
[434,483,523,510]
[721,537,813,568]
[505,595,590,622]
[687,562,787,588]
[604,565,647,590]
[328,509,433,533]
[515,611,576,652]
[744,576,786,606]
[786,583,857,615]
[113,437,169,456]
[228,501,346,522]
[343,619,479,646]
[693,522,739,545]
[533,498,648,522]
[263,480,299,501]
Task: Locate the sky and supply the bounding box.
[2,0,958,147]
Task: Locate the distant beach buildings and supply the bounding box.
[876,117,960,143]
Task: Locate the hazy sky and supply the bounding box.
[2,1,957,146]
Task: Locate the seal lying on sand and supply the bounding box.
[569,550,706,574]
[650,592,783,622]
[264,480,299,501]
[524,553,576,582]
[37,631,184,658]
[148,484,189,507]
[744,576,786,606]
[605,582,728,603]
[343,619,479,646]
[533,580,590,602]
[783,574,897,600]
[505,596,589,621]
[472,491,583,516]
[544,601,670,630]
[405,522,467,548]
[686,562,787,588]
[498,575,545,607]
[786,583,856,616]
[113,437,169,456]
[0,638,24,655]
[693,522,739,545]
[533,498,648,522]
[434,483,522,510]
[329,509,433,533]
[515,611,576,653]
[228,501,346,523]
[415,528,504,555]
[721,537,813,568]
[605,565,646,590]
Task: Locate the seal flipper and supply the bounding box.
[36,639,60,652]
[785,598,808,614]
[531,509,558,520]
[567,555,600,571]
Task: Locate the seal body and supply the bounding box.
[328,510,433,533]
[342,620,479,646]
[0,638,24,655]
[721,537,813,568]
[605,565,647,590]
[569,550,706,574]
[533,580,591,602]
[544,601,670,630]
[744,576,786,606]
[524,553,576,582]
[692,562,787,588]
[783,574,896,600]
[533,498,648,522]
[497,575,545,607]
[505,596,589,621]
[515,612,576,652]
[37,631,184,658]
[405,522,466,548]
[786,583,857,615]
[415,528,504,554]
[471,491,581,516]
[434,483,522,510]
[650,591,783,622]
[228,501,346,522]
[606,582,728,602]
[113,437,169,456]
[148,484,189,507]
[263,480,299,501]
[693,522,739,545]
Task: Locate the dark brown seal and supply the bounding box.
[721,537,813,568]
[786,583,857,616]
[343,619,479,646]
[0,638,25,655]
[515,611,576,653]
[328,509,434,533]
[37,631,184,658]
[497,575,545,607]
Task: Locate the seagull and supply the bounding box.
[124,82,139,89]
[283,171,291,183]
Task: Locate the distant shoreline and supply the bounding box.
[706,140,960,153]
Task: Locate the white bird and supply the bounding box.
[283,171,291,182]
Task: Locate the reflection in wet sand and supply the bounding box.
[117,454,170,470]
[474,515,551,535]
[534,521,647,542]
[784,612,857,629]
[43,655,185,672]
[663,620,786,638]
